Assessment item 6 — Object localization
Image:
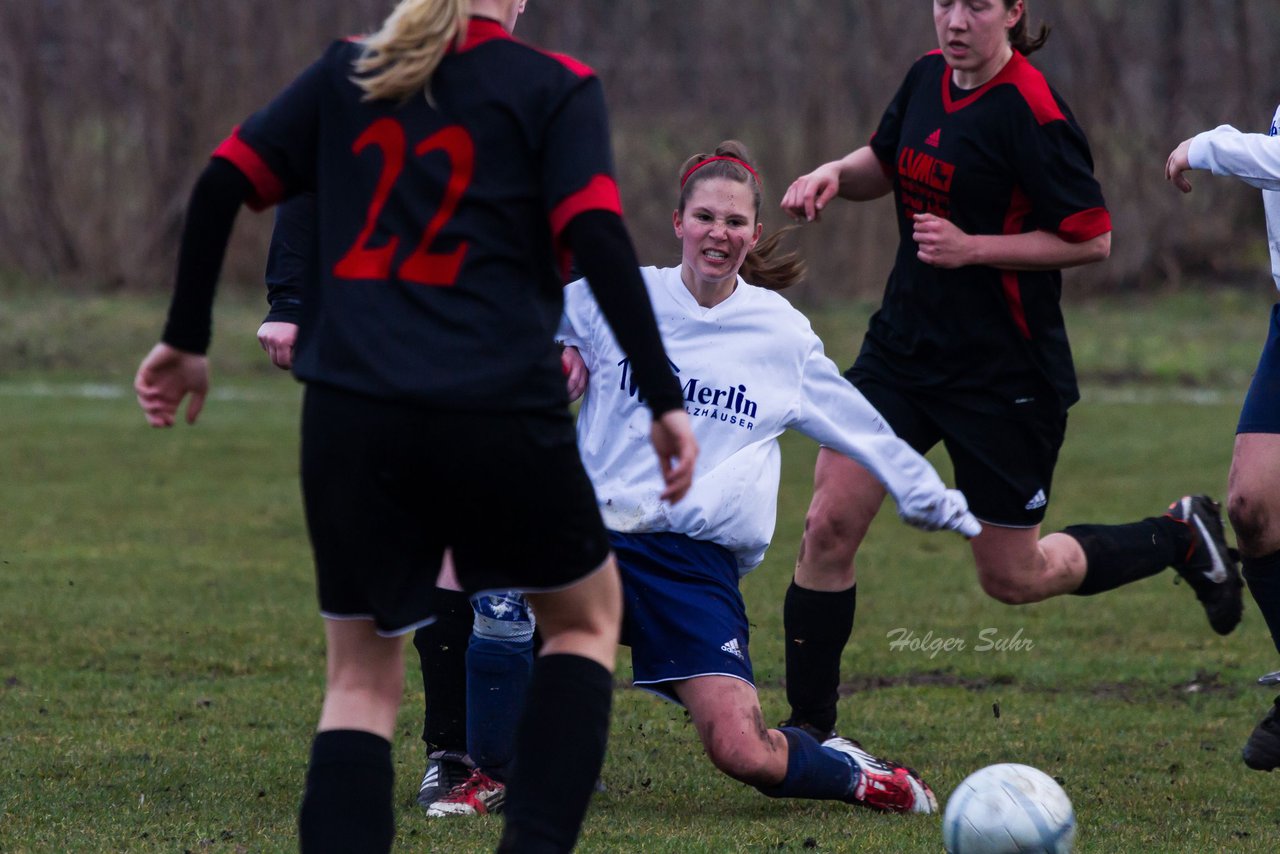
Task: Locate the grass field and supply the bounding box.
[2,288,1278,852]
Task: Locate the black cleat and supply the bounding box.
[417,749,474,810]
[1243,697,1280,772]
[778,718,837,743]
[1165,495,1244,635]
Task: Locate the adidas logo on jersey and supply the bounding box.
[720,638,744,661]
[924,128,941,147]
[1024,489,1047,511]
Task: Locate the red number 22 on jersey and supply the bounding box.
[334,117,475,287]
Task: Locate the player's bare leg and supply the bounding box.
[783,450,884,738]
[300,618,405,853]
[676,674,933,812]
[794,449,885,591]
[1227,434,1280,557]
[677,675,788,787]
[970,525,1083,604]
[1228,434,1280,770]
[317,619,405,737]
[497,558,622,853]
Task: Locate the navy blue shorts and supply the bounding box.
[1238,303,1280,435]
[611,531,753,703]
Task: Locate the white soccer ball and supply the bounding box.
[942,763,1075,854]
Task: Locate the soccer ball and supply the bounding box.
[942,763,1075,853]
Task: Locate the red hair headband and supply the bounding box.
[680,156,761,189]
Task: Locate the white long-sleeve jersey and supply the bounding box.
[1189,104,1280,292]
[560,266,958,574]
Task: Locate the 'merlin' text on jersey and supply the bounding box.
[618,357,756,430]
[897,146,955,219]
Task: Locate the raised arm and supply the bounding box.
[781,146,893,223]
[1167,125,1280,194]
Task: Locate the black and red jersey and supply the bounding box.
[860,50,1111,412]
[214,18,626,409]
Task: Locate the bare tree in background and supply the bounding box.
[0,0,1277,299]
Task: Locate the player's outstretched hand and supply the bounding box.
[1165,139,1195,193]
[781,162,842,223]
[257,321,298,370]
[134,342,209,427]
[899,488,982,538]
[561,345,588,402]
[651,408,697,503]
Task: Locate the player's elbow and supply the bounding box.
[1085,232,1111,263]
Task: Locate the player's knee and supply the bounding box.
[976,568,1043,605]
[702,735,774,785]
[801,506,861,567]
[1227,489,1271,555]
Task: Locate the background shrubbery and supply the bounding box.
[2,1,1278,301]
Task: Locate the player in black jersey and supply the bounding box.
[776,0,1242,743]
[134,2,698,852]
[260,191,566,819]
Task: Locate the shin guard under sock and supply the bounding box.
[467,592,535,778]
[755,727,858,801]
[298,729,394,854]
[413,587,471,751]
[1067,517,1190,596]
[497,654,612,854]
[783,581,855,734]
[1243,550,1280,657]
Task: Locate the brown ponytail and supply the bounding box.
[1008,0,1050,57]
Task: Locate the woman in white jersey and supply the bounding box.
[558,141,980,814]
[1167,106,1280,772]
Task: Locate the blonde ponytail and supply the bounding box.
[354,0,469,102]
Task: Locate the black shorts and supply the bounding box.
[846,369,1067,528]
[300,383,611,636]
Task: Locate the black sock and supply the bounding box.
[1068,516,1191,596]
[413,587,471,751]
[298,729,394,854]
[1244,550,1280,657]
[783,581,856,735]
[497,654,612,854]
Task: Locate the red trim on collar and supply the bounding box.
[940,50,1064,125]
[454,17,512,53]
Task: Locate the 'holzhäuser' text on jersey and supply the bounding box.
[211,19,623,409]
[560,266,956,573]
[865,50,1111,412]
[617,356,758,428]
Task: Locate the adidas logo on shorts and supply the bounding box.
[720,638,744,661]
[1024,489,1047,510]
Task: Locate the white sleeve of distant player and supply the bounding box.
[1190,125,1280,191]
[789,341,952,513]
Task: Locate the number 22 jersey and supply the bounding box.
[212,18,625,409]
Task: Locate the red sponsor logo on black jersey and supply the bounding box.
[897,146,955,218]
